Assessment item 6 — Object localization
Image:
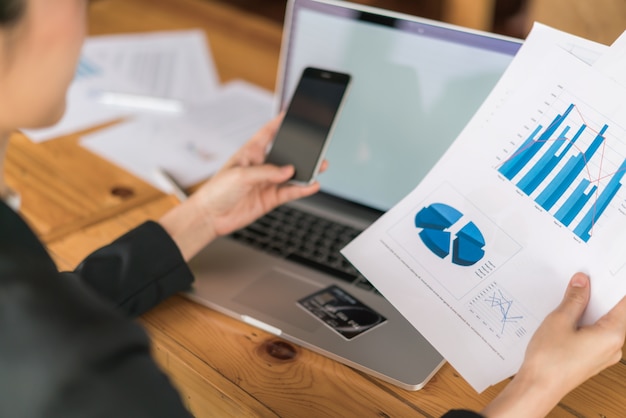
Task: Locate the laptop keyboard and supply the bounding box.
[229,205,378,293]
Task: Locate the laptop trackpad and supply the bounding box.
[232,269,322,333]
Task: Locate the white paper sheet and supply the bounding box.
[343,25,626,392]
[450,23,607,149]
[80,80,274,192]
[594,29,626,86]
[22,30,219,142]
[81,30,220,103]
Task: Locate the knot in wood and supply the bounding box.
[110,186,135,198]
[265,339,297,361]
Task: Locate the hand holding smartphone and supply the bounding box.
[266,67,351,185]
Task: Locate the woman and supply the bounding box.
[1,1,625,417]
[0,1,320,416]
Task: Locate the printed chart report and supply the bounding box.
[343,31,626,392]
[496,92,626,244]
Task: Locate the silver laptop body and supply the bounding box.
[187,0,522,390]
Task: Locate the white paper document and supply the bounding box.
[594,30,626,86]
[80,80,274,191]
[23,30,219,142]
[81,30,220,103]
[343,25,626,392]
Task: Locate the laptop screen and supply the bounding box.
[278,0,522,212]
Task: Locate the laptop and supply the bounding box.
[186,0,522,390]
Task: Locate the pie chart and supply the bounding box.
[414,203,485,266]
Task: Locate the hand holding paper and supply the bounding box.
[342,23,626,392]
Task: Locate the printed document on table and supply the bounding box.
[23,30,219,142]
[80,80,274,192]
[81,30,220,103]
[342,28,626,392]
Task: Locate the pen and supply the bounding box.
[95,91,185,113]
[154,168,189,202]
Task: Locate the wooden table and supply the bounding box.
[6,123,162,242]
[17,0,626,416]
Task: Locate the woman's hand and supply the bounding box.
[481,272,626,417]
[193,114,324,237]
[159,115,325,260]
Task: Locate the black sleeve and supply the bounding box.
[1,203,192,417]
[0,270,192,418]
[74,221,195,317]
[441,410,485,418]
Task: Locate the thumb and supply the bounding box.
[554,272,591,325]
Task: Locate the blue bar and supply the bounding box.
[498,104,574,180]
[574,158,626,241]
[518,153,559,194]
[582,124,608,160]
[558,124,587,157]
[498,125,543,180]
[554,179,596,226]
[517,125,579,194]
[536,156,583,210]
[536,125,608,210]
[559,126,572,138]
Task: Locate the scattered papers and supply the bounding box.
[81,80,273,190]
[21,29,275,192]
[82,30,220,103]
[23,30,220,142]
[343,23,626,392]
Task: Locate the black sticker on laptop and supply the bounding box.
[297,285,386,340]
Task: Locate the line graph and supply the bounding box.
[495,86,626,242]
[467,282,528,342]
[484,289,523,335]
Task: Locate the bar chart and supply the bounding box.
[497,99,626,242]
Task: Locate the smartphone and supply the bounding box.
[266,67,351,185]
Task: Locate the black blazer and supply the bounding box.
[0,201,487,417]
[0,200,193,417]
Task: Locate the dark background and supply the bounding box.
[212,0,529,39]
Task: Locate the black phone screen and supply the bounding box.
[267,67,350,184]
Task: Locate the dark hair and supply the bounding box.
[0,0,24,26]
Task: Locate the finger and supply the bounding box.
[238,164,294,185]
[597,293,626,334]
[224,115,284,168]
[240,114,285,166]
[318,159,329,174]
[584,293,626,368]
[554,272,591,325]
[251,113,284,149]
[277,181,321,204]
